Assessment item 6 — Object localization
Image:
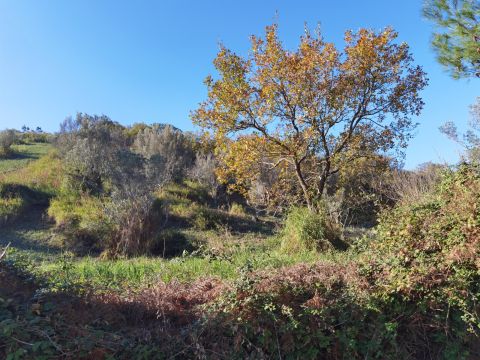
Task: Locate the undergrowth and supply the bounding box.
[3,147,480,358]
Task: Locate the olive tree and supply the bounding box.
[58,113,127,194]
[133,124,195,183]
[56,114,168,257]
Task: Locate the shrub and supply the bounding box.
[359,163,480,350]
[280,207,345,253]
[385,162,444,205]
[326,155,396,227]
[188,153,219,196]
[51,114,170,256]
[229,202,247,217]
[133,124,195,183]
[0,129,16,156]
[48,190,165,257]
[102,194,163,258]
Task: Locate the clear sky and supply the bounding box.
[0,0,478,169]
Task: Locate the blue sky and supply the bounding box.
[0,0,478,169]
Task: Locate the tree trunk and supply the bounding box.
[294,160,313,210]
[317,160,331,200]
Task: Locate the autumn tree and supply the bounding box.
[424,0,480,79]
[192,24,427,210]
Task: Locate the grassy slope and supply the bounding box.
[3,213,336,293]
[0,145,358,359]
[0,142,52,174]
[0,143,61,224]
[4,143,477,358]
[0,147,337,292]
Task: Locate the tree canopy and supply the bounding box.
[192,25,428,209]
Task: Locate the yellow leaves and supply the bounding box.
[192,22,427,204]
[342,27,401,77]
[214,134,265,193]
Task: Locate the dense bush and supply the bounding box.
[188,152,219,197]
[280,207,345,253]
[358,163,480,354]
[49,115,170,256]
[197,165,480,359]
[49,188,166,258]
[205,263,400,359]
[0,129,16,156]
[51,116,214,257]
[133,124,195,183]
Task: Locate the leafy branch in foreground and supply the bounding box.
[424,0,480,79]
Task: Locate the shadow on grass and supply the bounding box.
[0,183,51,205]
[5,150,39,161]
[164,210,275,236]
[0,205,60,254]
[150,230,195,257]
[222,213,275,236]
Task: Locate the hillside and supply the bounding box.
[1,7,480,357]
[0,143,52,174]
[1,136,480,359]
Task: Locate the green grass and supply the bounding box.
[6,241,353,293]
[0,144,60,223]
[1,181,344,293]
[0,196,25,223]
[0,151,353,295]
[0,142,52,174]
